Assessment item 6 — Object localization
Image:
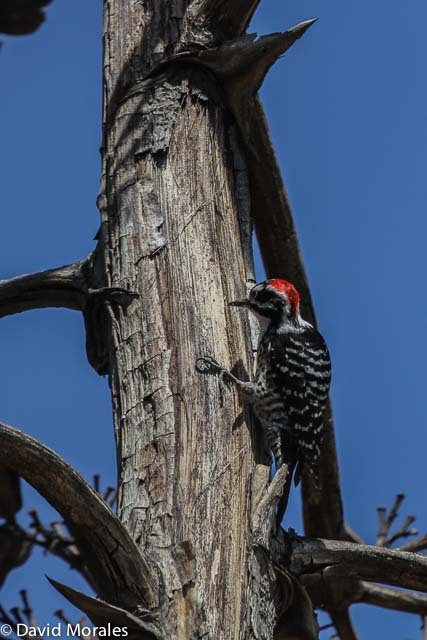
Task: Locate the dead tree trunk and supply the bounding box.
[89,2,320,638]
[96,3,273,638]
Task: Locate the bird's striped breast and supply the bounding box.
[253,326,331,468]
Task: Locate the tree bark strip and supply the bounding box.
[98,2,276,637]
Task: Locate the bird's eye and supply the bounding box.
[253,288,270,304]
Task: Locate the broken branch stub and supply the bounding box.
[145,20,317,152]
[48,579,162,640]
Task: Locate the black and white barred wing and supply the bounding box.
[269,330,331,469]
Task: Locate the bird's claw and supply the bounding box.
[196,355,232,402]
[196,355,225,375]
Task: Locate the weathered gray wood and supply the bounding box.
[0,259,90,317]
[98,2,282,637]
[290,537,427,594]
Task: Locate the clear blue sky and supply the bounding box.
[1,1,426,638]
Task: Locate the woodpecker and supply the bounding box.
[197,278,331,485]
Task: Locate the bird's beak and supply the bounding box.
[229,298,250,308]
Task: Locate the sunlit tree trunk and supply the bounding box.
[97,2,275,638]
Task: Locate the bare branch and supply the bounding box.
[0,590,41,640]
[290,537,427,593]
[0,0,51,36]
[302,572,427,622]
[273,567,318,640]
[92,474,117,508]
[19,591,37,628]
[0,256,138,375]
[385,515,417,547]
[341,523,365,545]
[328,608,359,640]
[183,21,317,84]
[0,259,89,318]
[298,564,361,639]
[25,509,87,576]
[376,492,407,546]
[2,592,96,640]
[400,534,427,553]
[0,421,158,611]
[0,256,138,320]
[0,522,32,588]
[355,583,427,616]
[372,494,419,549]
[0,470,21,520]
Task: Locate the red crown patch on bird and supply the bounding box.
[266,279,300,317]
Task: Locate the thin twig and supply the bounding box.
[400,534,427,553]
[376,493,404,545]
[385,515,417,547]
[0,591,42,639]
[356,583,427,616]
[376,493,417,547]
[92,474,117,509]
[20,590,37,627]
[27,510,82,569]
[93,474,100,493]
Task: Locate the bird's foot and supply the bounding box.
[196,355,232,399]
[196,355,225,374]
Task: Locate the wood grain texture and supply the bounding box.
[99,2,278,637]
